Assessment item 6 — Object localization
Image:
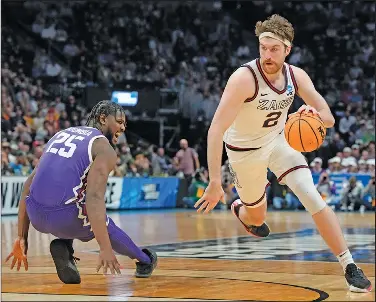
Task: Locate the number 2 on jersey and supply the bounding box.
[46,132,84,158]
[262,111,282,128]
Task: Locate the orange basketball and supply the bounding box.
[285,113,326,152]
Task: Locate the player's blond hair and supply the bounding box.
[255,14,294,44]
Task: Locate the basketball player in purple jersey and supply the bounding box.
[6,101,157,284]
[194,15,371,292]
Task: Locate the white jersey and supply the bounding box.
[223,58,298,149]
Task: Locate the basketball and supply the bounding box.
[285,113,326,152]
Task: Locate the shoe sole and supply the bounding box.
[135,250,158,278]
[231,201,267,238]
[50,240,81,284]
[346,281,373,293]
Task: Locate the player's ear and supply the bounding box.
[99,114,107,126]
[285,46,291,56]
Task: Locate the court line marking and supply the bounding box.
[1,274,329,301]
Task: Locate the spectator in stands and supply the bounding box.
[156,147,170,176]
[175,139,200,184]
[357,159,368,174]
[182,168,210,209]
[134,152,151,177]
[339,109,357,144]
[267,173,287,210]
[310,157,324,174]
[110,155,128,177]
[367,141,375,159]
[351,144,361,160]
[316,171,337,206]
[326,157,342,174]
[361,176,375,212]
[366,159,375,176]
[221,161,239,206]
[285,187,302,210]
[340,176,364,212]
[149,145,162,176]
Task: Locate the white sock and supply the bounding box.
[336,249,355,272]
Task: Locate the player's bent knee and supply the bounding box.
[284,169,326,215]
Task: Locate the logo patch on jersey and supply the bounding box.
[228,163,242,188]
[257,95,294,111]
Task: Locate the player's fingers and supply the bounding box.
[108,262,115,275]
[115,262,121,275]
[197,200,209,213]
[10,257,17,269]
[297,105,305,113]
[17,259,21,271]
[5,253,14,262]
[103,262,108,275]
[203,203,214,214]
[96,260,103,273]
[23,257,29,271]
[20,241,27,256]
[194,195,206,208]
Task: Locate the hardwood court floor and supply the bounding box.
[1,209,375,301]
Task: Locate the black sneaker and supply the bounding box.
[50,239,81,284]
[231,199,270,238]
[135,248,158,278]
[345,263,372,292]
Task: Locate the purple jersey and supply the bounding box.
[29,126,105,207]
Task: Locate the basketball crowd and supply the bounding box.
[1,1,374,212]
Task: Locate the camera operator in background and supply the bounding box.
[361,176,375,212]
[340,176,364,212]
[316,172,337,208]
[182,168,210,208]
[222,160,239,208]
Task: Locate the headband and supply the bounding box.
[259,32,291,47]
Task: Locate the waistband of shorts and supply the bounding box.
[224,130,284,152]
[26,195,75,211]
[225,143,261,152]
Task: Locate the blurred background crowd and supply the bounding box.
[1,1,374,212]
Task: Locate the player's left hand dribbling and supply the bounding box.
[194,181,225,214]
[293,105,320,117]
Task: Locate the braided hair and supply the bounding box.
[86,100,125,129]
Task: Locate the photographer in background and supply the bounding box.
[340,176,364,212]
[361,176,375,212]
[182,168,210,208]
[222,160,239,208]
[316,171,337,209]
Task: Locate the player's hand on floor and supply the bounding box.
[97,249,121,275]
[194,181,225,214]
[5,237,29,271]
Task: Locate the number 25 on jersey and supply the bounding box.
[46,132,84,158]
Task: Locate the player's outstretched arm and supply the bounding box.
[86,138,117,252]
[291,66,335,128]
[195,67,256,213]
[5,164,39,271]
[17,166,38,241]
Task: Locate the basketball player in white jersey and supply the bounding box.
[194,15,372,292]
